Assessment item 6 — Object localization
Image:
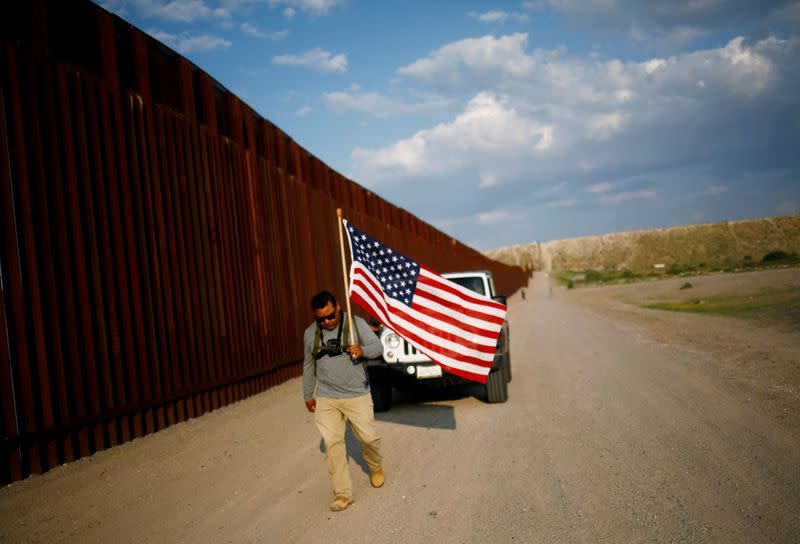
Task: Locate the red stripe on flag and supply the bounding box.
[408,296,499,338]
[414,288,505,326]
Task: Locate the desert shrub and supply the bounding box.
[584,269,604,283]
[668,263,685,275]
[762,250,789,262]
[567,279,575,289]
[680,282,693,290]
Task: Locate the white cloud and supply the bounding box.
[587,112,626,140]
[397,33,536,86]
[586,182,612,193]
[599,190,657,204]
[477,209,511,224]
[296,106,312,117]
[147,29,232,52]
[322,90,452,117]
[479,172,498,188]
[241,22,266,37]
[134,0,228,22]
[241,23,288,40]
[467,10,529,23]
[351,93,554,177]
[266,0,345,15]
[273,48,348,72]
[284,7,296,18]
[644,58,666,74]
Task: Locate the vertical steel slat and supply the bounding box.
[158,111,190,421]
[232,145,258,379]
[173,112,200,412]
[180,118,212,396]
[69,68,113,452]
[38,64,82,463]
[248,153,266,369]
[256,157,279,367]
[84,75,122,448]
[210,137,238,390]
[4,45,53,475]
[225,142,251,391]
[123,95,157,435]
[110,94,146,439]
[197,127,224,398]
[0,85,24,483]
[54,65,94,457]
[151,107,182,424]
[234,142,259,381]
[170,113,200,409]
[19,53,66,469]
[96,80,137,442]
[263,164,290,365]
[214,138,239,389]
[244,151,268,371]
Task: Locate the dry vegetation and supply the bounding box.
[487,215,800,274]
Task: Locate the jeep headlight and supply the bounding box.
[384,332,401,349]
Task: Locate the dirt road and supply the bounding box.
[2,272,799,543]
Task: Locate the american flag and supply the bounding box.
[344,219,507,383]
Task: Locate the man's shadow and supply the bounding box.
[318,424,371,476]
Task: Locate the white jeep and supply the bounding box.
[365,270,511,412]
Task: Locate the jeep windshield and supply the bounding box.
[447,276,485,295]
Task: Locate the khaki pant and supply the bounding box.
[314,393,382,499]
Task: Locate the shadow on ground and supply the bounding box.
[375,382,488,430]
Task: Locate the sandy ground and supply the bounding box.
[1,269,799,543]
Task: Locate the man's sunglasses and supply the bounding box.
[315,310,338,323]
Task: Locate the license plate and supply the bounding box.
[416,365,442,379]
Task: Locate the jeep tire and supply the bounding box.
[485,367,508,403]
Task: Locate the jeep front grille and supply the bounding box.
[403,341,418,356]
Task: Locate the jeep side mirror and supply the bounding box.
[492,294,507,305]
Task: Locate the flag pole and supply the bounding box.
[336,208,356,345]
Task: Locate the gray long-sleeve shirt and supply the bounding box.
[303,314,383,401]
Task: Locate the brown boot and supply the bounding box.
[370,468,385,488]
[330,495,354,512]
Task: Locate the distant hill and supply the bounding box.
[486,215,800,272]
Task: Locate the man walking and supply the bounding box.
[303,290,385,511]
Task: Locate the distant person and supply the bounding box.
[521,289,526,300]
[303,290,385,512]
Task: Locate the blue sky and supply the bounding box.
[97,0,800,250]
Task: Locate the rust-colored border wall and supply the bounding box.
[0,0,529,484]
